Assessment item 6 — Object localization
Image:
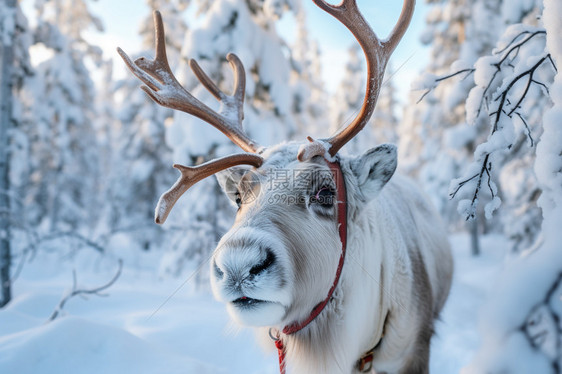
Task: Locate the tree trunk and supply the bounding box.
[0,0,17,308]
[470,218,480,256]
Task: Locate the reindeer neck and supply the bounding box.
[271,159,349,374]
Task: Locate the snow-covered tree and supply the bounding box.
[21,0,104,233]
[0,0,34,307]
[419,1,550,248]
[412,0,560,371]
[290,9,328,139]
[464,2,562,364]
[490,1,547,253]
[158,0,300,279]
[401,1,505,240]
[399,0,473,225]
[93,59,120,240]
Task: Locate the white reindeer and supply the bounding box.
[118,1,453,373]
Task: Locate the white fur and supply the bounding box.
[211,142,453,374]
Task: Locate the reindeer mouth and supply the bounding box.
[232,296,268,309]
[227,295,286,326]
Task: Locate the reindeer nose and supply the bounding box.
[212,247,276,284]
[249,249,276,277]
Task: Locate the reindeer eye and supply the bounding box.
[311,187,335,208]
[235,192,242,208]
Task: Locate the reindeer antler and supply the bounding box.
[298,0,415,161]
[118,11,264,224]
[155,154,263,224]
[117,11,261,153]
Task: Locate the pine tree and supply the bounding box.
[0,0,34,307]
[291,9,328,140]
[93,59,119,240]
[22,0,104,234]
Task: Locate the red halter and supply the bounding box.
[273,158,348,374]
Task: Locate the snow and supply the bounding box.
[464,86,484,125]
[463,332,553,374]
[444,124,477,150]
[0,3,16,46]
[0,317,216,374]
[463,210,562,373]
[0,233,508,374]
[411,72,438,91]
[473,56,497,87]
[538,0,562,213]
[431,234,509,373]
[456,199,475,220]
[0,250,278,374]
[484,196,501,219]
[501,0,536,24]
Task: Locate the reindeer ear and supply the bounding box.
[350,144,397,200]
[215,168,246,205]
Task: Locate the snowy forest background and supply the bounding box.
[1,0,562,373]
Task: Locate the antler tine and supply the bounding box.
[298,0,415,161]
[189,53,246,128]
[386,0,416,54]
[155,153,263,224]
[117,10,260,153]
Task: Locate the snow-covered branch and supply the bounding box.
[416,68,475,104]
[522,272,562,358]
[463,1,562,371]
[418,23,556,221]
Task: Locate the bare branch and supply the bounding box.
[449,51,550,219]
[497,31,546,66]
[449,173,479,199]
[495,30,532,54]
[417,68,475,104]
[546,54,557,72]
[504,55,549,117]
[466,154,491,221]
[48,259,123,321]
[514,112,534,147]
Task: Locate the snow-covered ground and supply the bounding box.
[0,233,507,374]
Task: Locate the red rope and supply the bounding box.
[275,159,348,373]
[275,338,286,374]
